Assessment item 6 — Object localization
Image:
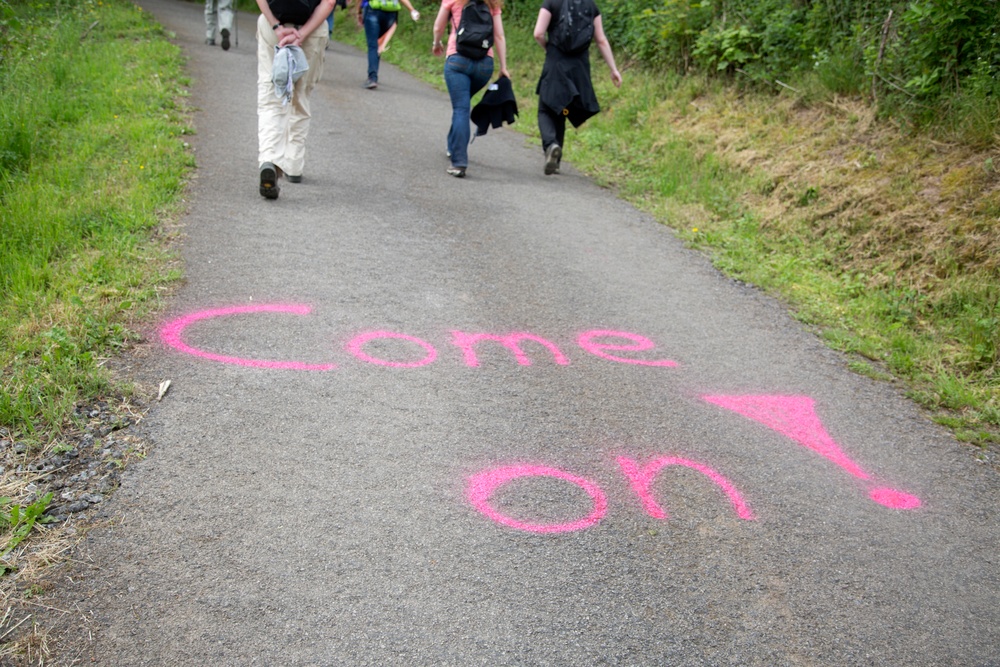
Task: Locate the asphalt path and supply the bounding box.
[45,0,999,664]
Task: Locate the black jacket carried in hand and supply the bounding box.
[471,75,518,138]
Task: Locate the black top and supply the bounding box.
[541,0,600,23]
[536,0,602,126]
[269,0,323,26]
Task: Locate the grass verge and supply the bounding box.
[0,0,192,640]
[339,2,998,452]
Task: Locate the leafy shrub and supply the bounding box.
[693,24,759,74]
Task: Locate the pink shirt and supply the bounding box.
[442,0,501,58]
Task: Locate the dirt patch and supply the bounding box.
[0,394,153,664]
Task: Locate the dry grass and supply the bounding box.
[0,393,154,664]
[671,91,1000,297]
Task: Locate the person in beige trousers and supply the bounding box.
[256,0,335,199]
[205,0,235,49]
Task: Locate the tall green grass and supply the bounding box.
[0,0,192,442]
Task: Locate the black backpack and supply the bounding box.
[454,0,494,60]
[549,0,596,56]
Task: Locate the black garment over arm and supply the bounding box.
[536,0,602,126]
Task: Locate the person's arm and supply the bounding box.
[257,0,297,45]
[592,15,621,87]
[432,2,449,56]
[280,0,336,46]
[492,12,509,78]
[399,0,419,21]
[533,8,552,49]
[354,0,364,26]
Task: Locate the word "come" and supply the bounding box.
[160,303,678,371]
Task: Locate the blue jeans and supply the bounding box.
[363,7,396,81]
[443,54,494,168]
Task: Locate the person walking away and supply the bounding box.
[327,0,348,38]
[533,0,620,175]
[205,0,235,50]
[432,0,510,178]
[256,0,335,199]
[360,0,420,89]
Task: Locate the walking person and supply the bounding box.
[205,0,235,50]
[326,0,348,37]
[432,0,510,178]
[533,0,621,175]
[256,0,335,199]
[359,0,421,89]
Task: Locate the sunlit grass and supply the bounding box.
[1,0,192,443]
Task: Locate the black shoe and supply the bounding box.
[365,78,377,89]
[259,162,280,199]
[544,143,562,175]
[286,173,302,183]
[220,29,230,51]
[446,166,466,178]
[206,38,215,46]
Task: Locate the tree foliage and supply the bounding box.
[502,0,998,134]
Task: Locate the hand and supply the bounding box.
[432,41,444,56]
[279,28,302,47]
[610,69,622,88]
[410,9,420,21]
[500,67,510,79]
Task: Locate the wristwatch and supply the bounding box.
[272,22,281,31]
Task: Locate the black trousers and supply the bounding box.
[537,105,566,152]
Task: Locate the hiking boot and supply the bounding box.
[259,162,280,199]
[220,28,230,51]
[365,78,378,90]
[544,143,562,175]
[446,166,466,178]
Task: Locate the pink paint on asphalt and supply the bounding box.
[467,465,608,533]
[159,304,336,371]
[345,331,438,368]
[617,456,755,520]
[703,394,921,510]
[576,330,677,367]
[450,332,571,367]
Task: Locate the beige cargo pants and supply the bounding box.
[256,14,327,178]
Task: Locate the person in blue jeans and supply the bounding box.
[432,0,510,177]
[326,0,347,36]
[359,0,420,89]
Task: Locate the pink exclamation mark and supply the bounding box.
[702,395,921,510]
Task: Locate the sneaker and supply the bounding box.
[259,162,280,199]
[446,166,466,178]
[220,28,230,51]
[365,78,378,89]
[206,38,215,46]
[544,143,562,175]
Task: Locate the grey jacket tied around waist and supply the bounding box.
[272,45,309,105]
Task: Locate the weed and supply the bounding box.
[0,494,53,576]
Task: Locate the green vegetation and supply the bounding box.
[0,0,191,567]
[599,0,1000,148]
[355,1,998,450]
[0,495,52,576]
